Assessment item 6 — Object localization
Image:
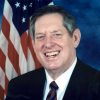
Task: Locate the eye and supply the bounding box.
[35,34,45,40]
[53,32,63,38]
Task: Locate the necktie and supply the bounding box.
[46,81,58,100]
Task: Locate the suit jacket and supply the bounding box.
[6,59,100,100]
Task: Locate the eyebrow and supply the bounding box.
[50,29,62,33]
[35,29,62,35]
[35,32,45,35]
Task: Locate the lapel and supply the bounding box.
[30,68,46,100]
[28,60,99,100]
[63,59,89,100]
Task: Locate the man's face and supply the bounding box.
[33,13,80,73]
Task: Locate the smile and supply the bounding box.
[44,51,60,57]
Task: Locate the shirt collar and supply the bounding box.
[45,57,77,90]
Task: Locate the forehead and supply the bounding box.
[35,13,64,31]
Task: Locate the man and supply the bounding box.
[6,5,100,100]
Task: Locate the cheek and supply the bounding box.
[61,40,74,54]
[34,46,41,56]
[34,42,42,51]
[33,45,41,58]
[34,43,45,60]
[34,45,43,61]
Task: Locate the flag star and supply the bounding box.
[15,2,20,8]
[23,5,27,11]
[29,3,33,7]
[22,17,26,23]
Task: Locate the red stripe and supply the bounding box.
[20,32,28,59]
[0,49,6,71]
[28,35,41,69]
[8,40,20,75]
[1,16,10,41]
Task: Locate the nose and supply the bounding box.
[44,36,54,49]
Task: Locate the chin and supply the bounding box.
[45,64,60,70]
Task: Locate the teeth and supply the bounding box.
[45,51,60,57]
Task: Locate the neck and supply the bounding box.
[46,57,76,80]
[47,69,65,80]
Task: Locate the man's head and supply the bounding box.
[29,5,81,78]
[29,5,77,39]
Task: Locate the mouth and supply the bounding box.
[44,51,60,58]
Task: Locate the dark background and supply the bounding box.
[0,0,100,70]
[0,0,4,30]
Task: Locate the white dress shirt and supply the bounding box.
[43,58,77,100]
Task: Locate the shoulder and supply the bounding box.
[73,59,100,92]
[10,67,45,82]
[74,58,100,81]
[7,67,45,90]
[6,67,46,99]
[76,58,99,74]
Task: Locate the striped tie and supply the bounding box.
[46,81,58,100]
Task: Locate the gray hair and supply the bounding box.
[29,5,77,39]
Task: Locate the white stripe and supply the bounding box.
[3,0,13,24]
[19,39,35,74]
[26,31,35,71]
[19,43,28,74]
[27,48,35,71]
[3,0,21,54]
[4,0,21,53]
[0,30,8,56]
[9,21,20,53]
[5,57,18,81]
[4,0,29,75]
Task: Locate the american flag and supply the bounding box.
[0,0,53,99]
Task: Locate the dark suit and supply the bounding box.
[6,59,100,100]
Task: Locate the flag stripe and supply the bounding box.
[1,16,10,41]
[28,35,41,69]
[27,48,36,70]
[0,49,6,71]
[0,67,5,89]
[5,56,18,81]
[8,40,20,75]
[0,85,4,100]
[0,30,8,56]
[5,75,9,95]
[21,32,28,59]
[0,0,53,99]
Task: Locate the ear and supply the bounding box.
[73,28,81,48]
